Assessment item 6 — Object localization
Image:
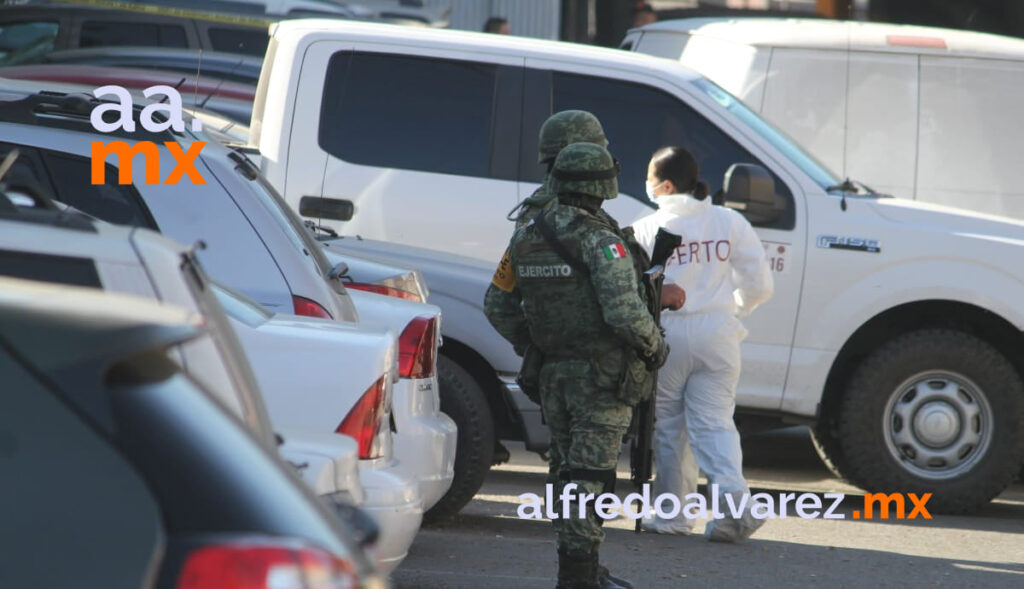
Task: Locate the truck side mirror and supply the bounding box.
[721,164,783,225]
[299,196,354,222]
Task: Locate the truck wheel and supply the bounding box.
[425,354,495,522]
[838,329,1024,514]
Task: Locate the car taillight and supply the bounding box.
[336,375,388,459]
[293,295,333,319]
[176,539,357,589]
[398,316,437,379]
[346,282,421,302]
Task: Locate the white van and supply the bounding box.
[623,18,1024,219]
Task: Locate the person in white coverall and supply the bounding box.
[631,146,774,542]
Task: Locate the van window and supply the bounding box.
[80,21,188,48]
[39,152,159,229]
[208,27,268,56]
[0,21,58,66]
[551,72,795,226]
[320,52,497,178]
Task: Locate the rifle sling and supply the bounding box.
[533,212,590,277]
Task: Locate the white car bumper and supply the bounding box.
[392,376,457,510]
[358,458,423,574]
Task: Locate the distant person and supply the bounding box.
[484,17,510,35]
[632,2,658,28]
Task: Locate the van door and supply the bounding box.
[310,43,524,261]
[845,52,918,199]
[524,57,807,411]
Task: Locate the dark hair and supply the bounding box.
[483,17,508,33]
[650,146,710,200]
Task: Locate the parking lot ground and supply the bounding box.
[393,427,1024,589]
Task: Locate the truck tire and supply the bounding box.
[838,329,1024,514]
[425,354,495,522]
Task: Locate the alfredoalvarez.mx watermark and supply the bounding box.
[89,85,205,185]
[517,484,933,521]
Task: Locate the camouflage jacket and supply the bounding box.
[484,199,661,361]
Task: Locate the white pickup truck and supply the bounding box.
[250,19,1024,512]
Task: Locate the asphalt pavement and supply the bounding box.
[393,427,1024,589]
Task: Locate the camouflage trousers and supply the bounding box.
[540,359,632,554]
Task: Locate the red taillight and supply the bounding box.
[398,316,437,379]
[336,375,388,459]
[293,295,333,319]
[346,282,421,302]
[176,540,357,589]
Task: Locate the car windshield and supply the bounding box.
[692,78,842,190]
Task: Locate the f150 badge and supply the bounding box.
[817,235,881,253]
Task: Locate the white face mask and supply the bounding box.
[645,180,664,203]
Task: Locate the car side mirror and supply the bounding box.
[328,261,349,281]
[299,196,354,222]
[721,164,783,225]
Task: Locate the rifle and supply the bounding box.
[630,228,682,532]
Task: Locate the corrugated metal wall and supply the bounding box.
[425,0,562,39]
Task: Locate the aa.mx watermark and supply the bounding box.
[89,85,205,185]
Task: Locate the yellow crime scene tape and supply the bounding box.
[55,0,276,28]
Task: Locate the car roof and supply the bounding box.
[271,18,704,82]
[637,17,1024,60]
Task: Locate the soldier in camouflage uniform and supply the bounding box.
[484,143,669,589]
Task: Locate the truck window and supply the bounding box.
[79,21,187,48]
[319,51,497,179]
[0,21,58,66]
[551,71,794,229]
[39,151,159,230]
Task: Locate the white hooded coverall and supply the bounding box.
[631,193,773,534]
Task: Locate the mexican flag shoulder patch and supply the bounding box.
[602,242,628,260]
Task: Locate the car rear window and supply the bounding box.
[0,21,58,66]
[208,27,268,56]
[80,21,188,48]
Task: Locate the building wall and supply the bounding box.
[426,0,562,39]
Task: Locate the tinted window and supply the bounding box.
[0,353,162,589]
[41,152,158,229]
[80,21,187,48]
[0,21,58,66]
[208,27,268,56]
[320,52,497,178]
[551,72,794,228]
[0,250,101,288]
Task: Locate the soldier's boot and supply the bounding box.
[556,548,600,589]
[597,564,634,589]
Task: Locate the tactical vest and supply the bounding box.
[510,204,632,359]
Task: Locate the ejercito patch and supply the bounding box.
[491,248,516,292]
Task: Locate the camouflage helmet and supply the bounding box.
[550,142,619,200]
[537,110,608,164]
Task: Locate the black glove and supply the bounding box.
[643,336,670,370]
